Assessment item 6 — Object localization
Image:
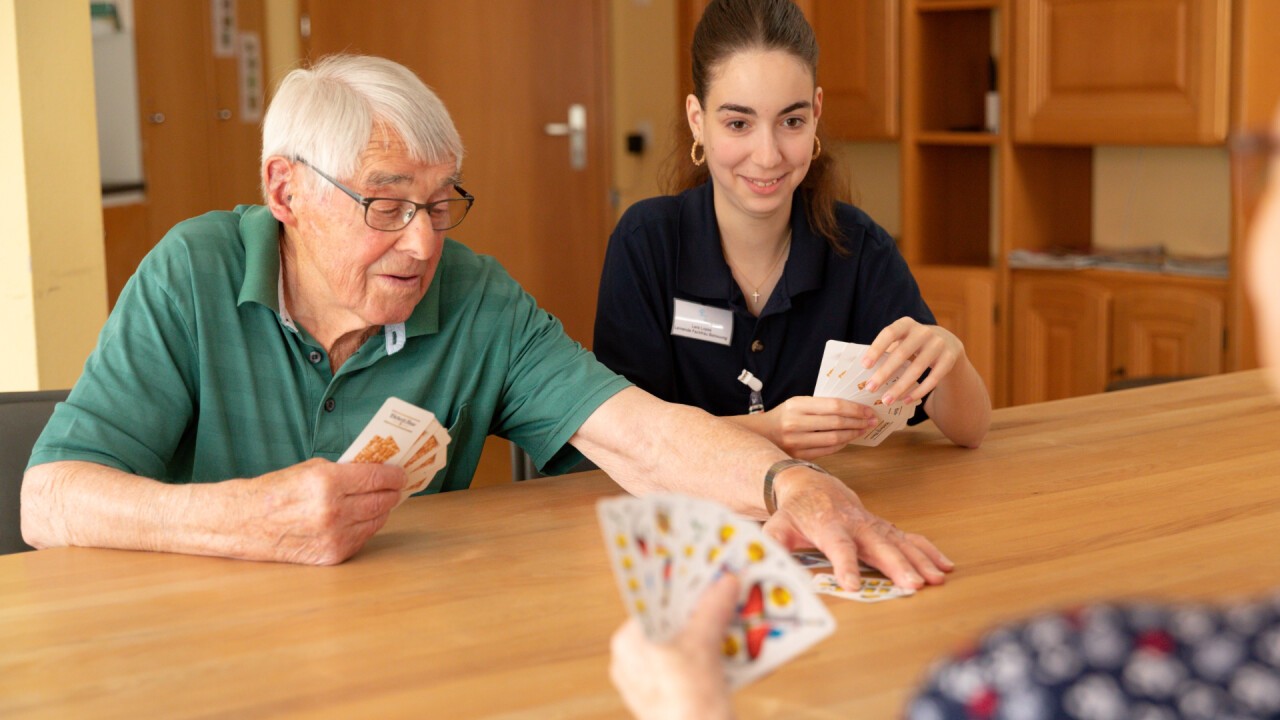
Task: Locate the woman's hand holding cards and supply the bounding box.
[861,317,964,405]
[863,317,992,448]
[753,397,879,459]
[762,465,953,592]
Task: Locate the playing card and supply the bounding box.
[399,418,451,503]
[597,497,661,638]
[339,397,451,508]
[849,399,920,448]
[826,342,869,401]
[722,540,837,688]
[597,494,836,687]
[338,397,435,467]
[813,340,923,446]
[813,340,845,397]
[790,550,876,573]
[811,573,914,603]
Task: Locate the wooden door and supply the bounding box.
[303,1,611,346]
[1011,275,1110,404]
[1014,0,1231,144]
[1111,286,1224,383]
[209,0,268,213]
[134,1,217,244]
[913,266,997,402]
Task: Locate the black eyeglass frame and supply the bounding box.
[294,157,474,232]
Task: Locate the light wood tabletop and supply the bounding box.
[2,371,1279,719]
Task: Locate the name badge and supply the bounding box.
[671,298,733,346]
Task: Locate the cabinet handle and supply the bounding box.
[148,112,166,124]
[217,109,232,121]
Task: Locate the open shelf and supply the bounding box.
[916,7,995,134]
[912,145,994,266]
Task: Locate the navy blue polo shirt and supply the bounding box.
[593,181,935,420]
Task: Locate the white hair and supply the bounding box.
[261,54,464,198]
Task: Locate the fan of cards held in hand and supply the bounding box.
[338,397,451,505]
[814,340,924,447]
[598,494,916,688]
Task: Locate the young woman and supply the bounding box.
[608,101,1280,720]
[594,0,990,459]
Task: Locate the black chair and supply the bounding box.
[0,389,69,554]
[1105,375,1199,392]
[509,441,598,482]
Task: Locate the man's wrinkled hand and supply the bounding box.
[762,468,953,592]
[235,458,406,565]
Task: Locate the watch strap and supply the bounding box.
[763,458,828,515]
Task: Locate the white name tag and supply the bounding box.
[671,298,733,346]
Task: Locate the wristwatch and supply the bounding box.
[763,458,829,515]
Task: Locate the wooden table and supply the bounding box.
[3,371,1279,718]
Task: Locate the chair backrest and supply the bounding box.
[0,389,69,554]
[509,441,598,482]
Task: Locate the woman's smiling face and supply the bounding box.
[687,49,821,226]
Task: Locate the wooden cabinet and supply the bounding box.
[1014,0,1231,144]
[1011,276,1110,404]
[1111,286,1224,381]
[914,266,997,397]
[1011,273,1225,404]
[901,1,1006,400]
[676,0,898,139]
[804,0,898,139]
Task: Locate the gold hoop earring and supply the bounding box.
[812,136,822,160]
[691,139,705,166]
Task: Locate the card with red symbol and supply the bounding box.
[813,340,922,447]
[338,397,451,507]
[598,494,835,688]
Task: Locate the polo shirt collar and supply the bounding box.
[234,204,442,349]
[675,182,828,308]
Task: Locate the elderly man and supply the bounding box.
[22,55,949,591]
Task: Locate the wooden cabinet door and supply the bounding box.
[914,266,996,400]
[677,0,898,139]
[1111,286,1224,383]
[1011,276,1110,404]
[804,0,899,139]
[1014,0,1230,144]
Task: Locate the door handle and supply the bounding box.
[544,103,587,170]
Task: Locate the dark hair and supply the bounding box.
[663,0,851,252]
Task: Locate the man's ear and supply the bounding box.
[263,156,298,225]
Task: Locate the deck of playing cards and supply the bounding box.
[597,494,836,689]
[813,340,923,446]
[338,397,450,506]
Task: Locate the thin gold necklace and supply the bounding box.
[723,235,791,309]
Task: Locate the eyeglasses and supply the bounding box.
[295,158,474,232]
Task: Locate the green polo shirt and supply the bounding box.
[30,205,630,493]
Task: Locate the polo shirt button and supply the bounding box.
[751,340,764,352]
[308,351,322,364]
[324,398,336,412]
